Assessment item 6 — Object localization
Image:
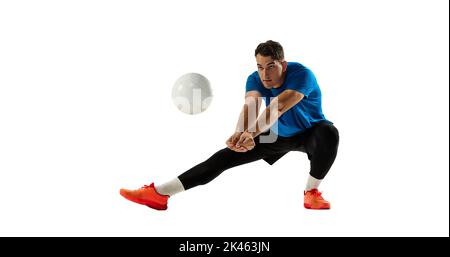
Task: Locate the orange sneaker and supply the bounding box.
[120,183,169,210]
[304,189,330,210]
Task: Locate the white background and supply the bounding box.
[0,0,448,236]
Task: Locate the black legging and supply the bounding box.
[178,121,339,190]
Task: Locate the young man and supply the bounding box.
[120,40,339,210]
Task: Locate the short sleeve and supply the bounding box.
[286,69,316,98]
[245,73,262,94]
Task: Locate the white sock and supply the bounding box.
[155,178,185,196]
[305,175,322,191]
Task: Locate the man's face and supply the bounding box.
[256,54,287,89]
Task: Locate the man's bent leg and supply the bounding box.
[302,122,339,210]
[305,122,340,180]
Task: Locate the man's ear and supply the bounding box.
[281,61,287,72]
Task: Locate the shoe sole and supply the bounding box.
[304,203,330,210]
[120,192,168,211]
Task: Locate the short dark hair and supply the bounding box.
[254,40,284,61]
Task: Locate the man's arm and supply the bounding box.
[246,89,304,138]
[235,91,262,132]
[226,91,262,151]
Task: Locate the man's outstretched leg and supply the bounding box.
[120,137,290,210]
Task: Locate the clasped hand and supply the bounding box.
[225,131,256,152]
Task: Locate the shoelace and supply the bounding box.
[308,189,324,199]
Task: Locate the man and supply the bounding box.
[120,40,339,210]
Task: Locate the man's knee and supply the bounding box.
[316,123,339,147]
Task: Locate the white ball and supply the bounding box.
[171,73,213,115]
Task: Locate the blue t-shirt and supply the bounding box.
[245,62,329,137]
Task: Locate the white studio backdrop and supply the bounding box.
[0,0,448,236]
